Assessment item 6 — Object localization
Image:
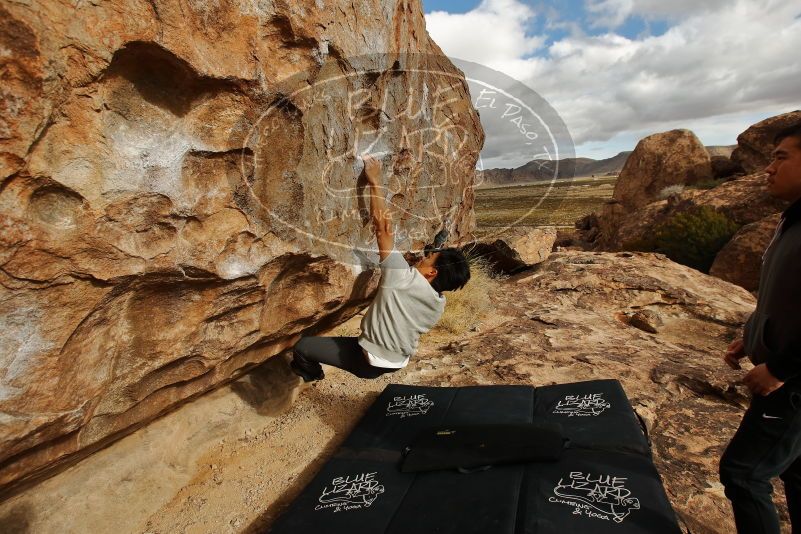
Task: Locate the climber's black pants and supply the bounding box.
[291,336,398,379]
[720,381,801,534]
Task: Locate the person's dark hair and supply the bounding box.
[773,122,801,148]
[430,247,471,293]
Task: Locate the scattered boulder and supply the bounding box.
[617,309,664,334]
[553,227,586,250]
[612,129,713,212]
[506,227,557,264]
[710,213,782,292]
[462,227,557,275]
[710,155,744,180]
[613,198,674,249]
[731,110,801,173]
[575,212,599,231]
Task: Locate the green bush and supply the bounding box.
[624,206,741,273]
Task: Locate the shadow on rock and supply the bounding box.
[0,502,32,534]
[231,352,302,417]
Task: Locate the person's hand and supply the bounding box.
[362,154,382,185]
[724,337,746,370]
[743,363,784,396]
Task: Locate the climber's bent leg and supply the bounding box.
[291,336,397,380]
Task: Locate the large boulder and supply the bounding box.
[0,0,484,492]
[731,110,801,173]
[710,213,782,292]
[612,129,713,212]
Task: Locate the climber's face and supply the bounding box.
[415,251,440,284]
[766,136,801,203]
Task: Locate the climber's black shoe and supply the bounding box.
[290,358,325,382]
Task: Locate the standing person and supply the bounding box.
[720,122,801,534]
[289,154,471,382]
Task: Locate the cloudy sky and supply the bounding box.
[421,0,801,168]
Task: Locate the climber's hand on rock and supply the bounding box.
[363,154,382,185]
[743,363,784,396]
[724,338,745,370]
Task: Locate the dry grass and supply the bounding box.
[473,175,616,228]
[422,254,506,342]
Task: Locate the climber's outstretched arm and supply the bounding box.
[363,154,394,262]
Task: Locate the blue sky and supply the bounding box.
[421,0,801,167]
[423,0,669,43]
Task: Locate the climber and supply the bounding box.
[289,153,471,381]
[719,121,801,534]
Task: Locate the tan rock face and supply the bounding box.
[710,213,782,292]
[731,110,801,174]
[612,129,713,212]
[0,0,483,492]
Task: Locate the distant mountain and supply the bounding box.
[476,145,736,188]
[476,151,631,188]
[706,145,736,158]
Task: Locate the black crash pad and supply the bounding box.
[267,379,681,534]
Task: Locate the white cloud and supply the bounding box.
[586,0,739,28]
[586,0,634,28]
[424,0,545,65]
[425,0,801,164]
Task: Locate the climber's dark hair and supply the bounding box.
[430,247,471,293]
[774,121,801,149]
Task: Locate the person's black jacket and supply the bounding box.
[743,198,801,381]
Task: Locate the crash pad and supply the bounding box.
[266,379,681,534]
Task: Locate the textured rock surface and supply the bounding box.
[710,213,782,292]
[731,110,801,173]
[0,251,775,534]
[505,226,558,264]
[710,155,744,179]
[611,129,713,212]
[681,173,787,225]
[589,172,787,253]
[0,0,483,492]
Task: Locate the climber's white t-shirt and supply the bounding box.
[358,249,446,368]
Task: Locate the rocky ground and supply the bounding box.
[0,250,791,534]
